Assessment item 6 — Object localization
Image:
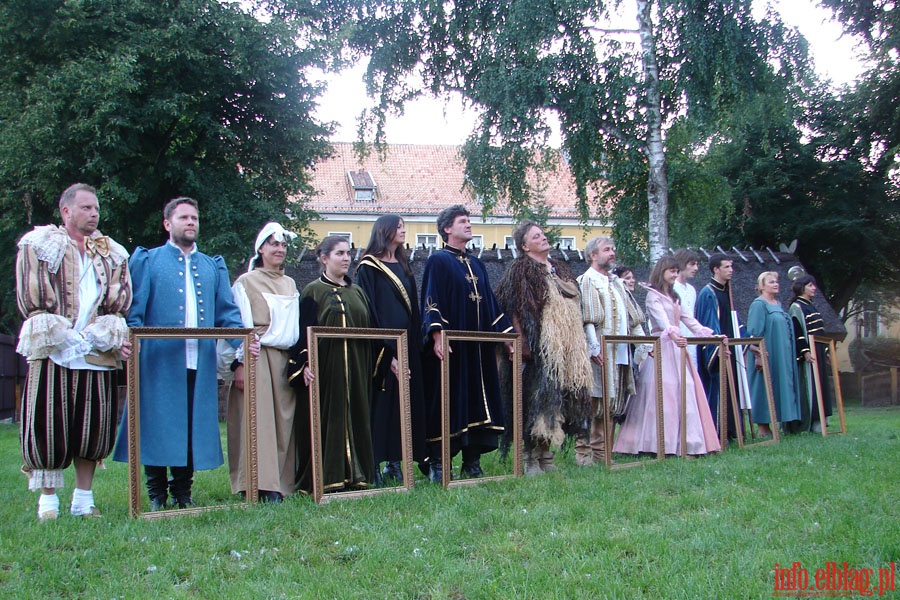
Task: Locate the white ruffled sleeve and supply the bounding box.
[16,313,72,360]
[82,314,129,352]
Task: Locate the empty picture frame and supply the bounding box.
[435,330,523,489]
[808,335,847,436]
[723,337,779,449]
[126,327,257,519]
[601,335,663,470]
[306,326,412,503]
[679,337,728,458]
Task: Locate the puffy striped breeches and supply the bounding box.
[20,359,119,471]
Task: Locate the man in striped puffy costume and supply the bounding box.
[16,183,132,521]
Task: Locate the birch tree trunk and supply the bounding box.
[636,0,668,262]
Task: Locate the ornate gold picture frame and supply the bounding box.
[125,327,257,519]
[601,335,663,469]
[306,326,412,503]
[435,330,523,489]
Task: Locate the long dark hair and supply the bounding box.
[649,255,681,303]
[789,274,816,305]
[361,214,412,276]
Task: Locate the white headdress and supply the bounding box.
[249,222,297,270]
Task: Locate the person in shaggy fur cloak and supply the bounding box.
[496,221,592,474]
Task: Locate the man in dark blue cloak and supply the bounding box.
[420,205,514,482]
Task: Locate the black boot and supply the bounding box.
[169,466,194,508]
[428,462,443,484]
[382,461,403,484]
[145,466,169,511]
[461,447,483,478]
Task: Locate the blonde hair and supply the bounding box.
[756,271,779,293]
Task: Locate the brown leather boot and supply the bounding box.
[574,435,593,466]
[538,445,558,472]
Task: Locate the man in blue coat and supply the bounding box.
[695,253,744,440]
[113,197,248,510]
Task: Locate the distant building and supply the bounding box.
[301,143,611,250]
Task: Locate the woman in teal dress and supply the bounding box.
[746,271,801,436]
[289,236,375,493]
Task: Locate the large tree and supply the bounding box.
[344,0,797,261]
[691,0,900,318]
[0,0,333,332]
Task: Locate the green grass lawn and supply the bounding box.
[1,405,897,599]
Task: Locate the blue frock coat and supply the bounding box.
[113,243,243,470]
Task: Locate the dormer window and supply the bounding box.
[348,170,376,201]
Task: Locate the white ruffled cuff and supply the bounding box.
[82,315,128,352]
[56,330,92,363]
[16,313,72,360]
[588,342,602,358]
[24,468,65,491]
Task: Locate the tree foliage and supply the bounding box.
[0,0,334,332]
[681,0,900,317]
[339,0,896,318]
[345,0,806,261]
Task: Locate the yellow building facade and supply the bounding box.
[301,143,611,252]
[307,215,608,252]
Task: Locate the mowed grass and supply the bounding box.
[0,404,897,599]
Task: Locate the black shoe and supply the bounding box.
[259,491,283,503]
[428,462,443,484]
[173,496,194,509]
[382,461,403,483]
[461,459,483,478]
[149,497,168,512]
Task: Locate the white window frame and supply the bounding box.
[417,233,439,248]
[469,235,484,250]
[558,236,577,250]
[354,188,375,202]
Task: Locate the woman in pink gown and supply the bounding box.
[613,256,722,456]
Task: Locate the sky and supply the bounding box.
[312,0,866,146]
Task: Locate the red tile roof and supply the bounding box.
[303,143,602,218]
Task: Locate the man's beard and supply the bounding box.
[172,230,196,247]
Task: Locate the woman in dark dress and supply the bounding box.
[356,215,426,484]
[289,236,375,493]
